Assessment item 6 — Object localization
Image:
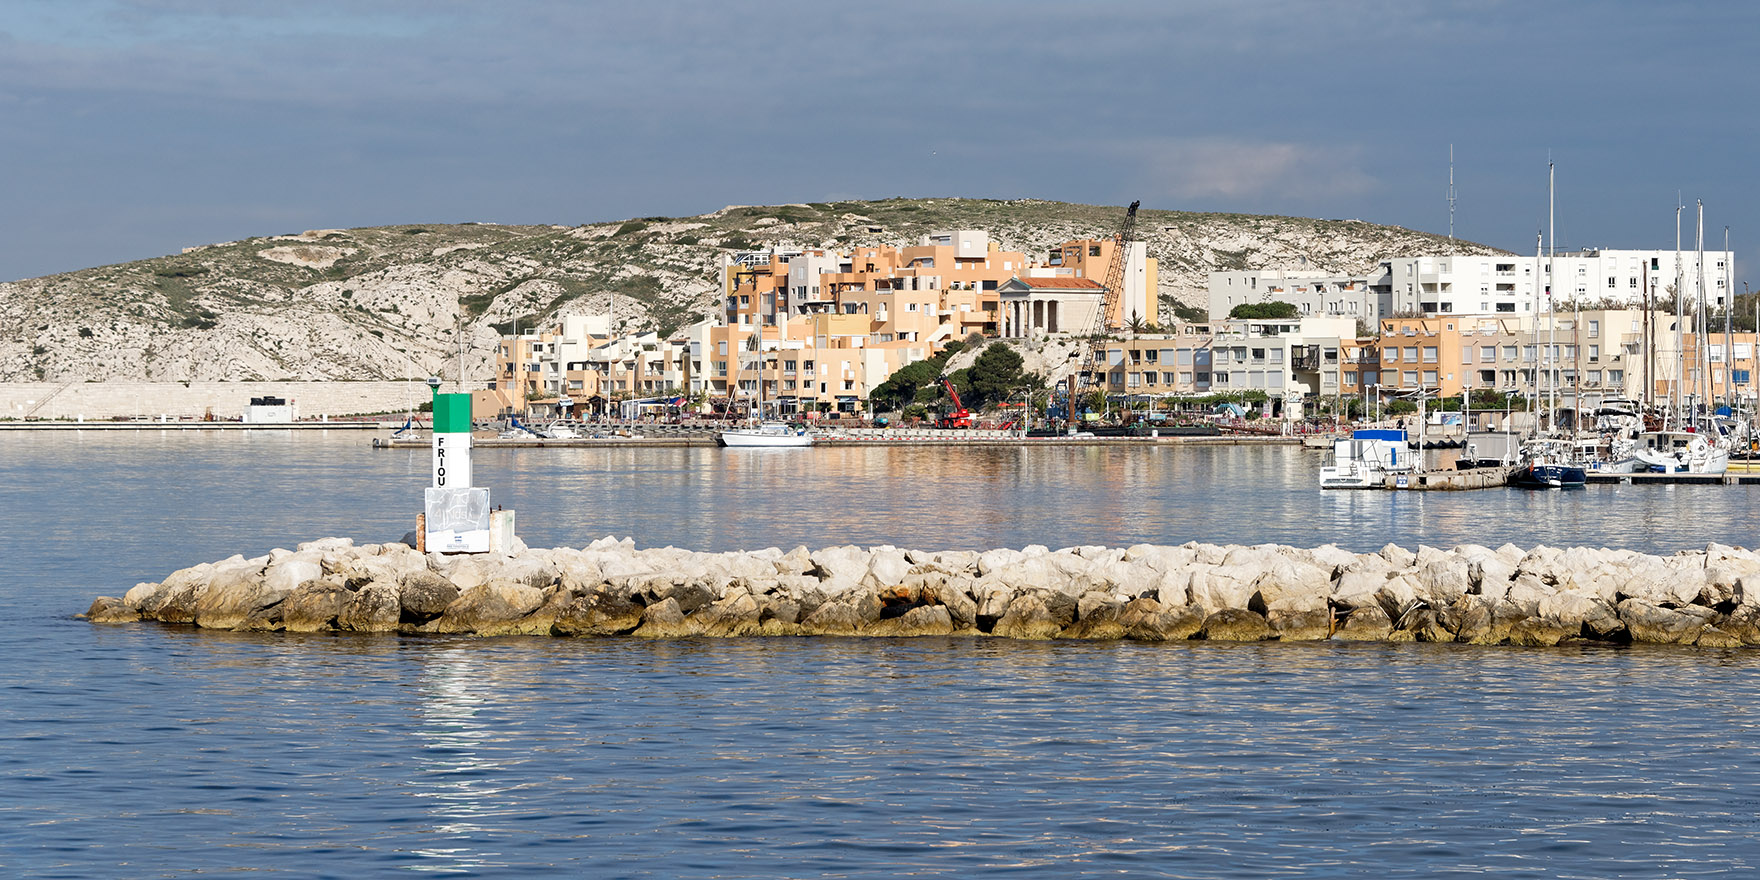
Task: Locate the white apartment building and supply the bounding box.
[1206,269,1388,322]
[1382,249,1734,316]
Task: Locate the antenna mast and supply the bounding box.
[1447,144,1456,253]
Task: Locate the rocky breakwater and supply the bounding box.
[83,537,1760,647]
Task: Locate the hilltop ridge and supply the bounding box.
[0,198,1502,383]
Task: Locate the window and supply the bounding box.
[1423,370,1438,385]
[1502,345,1518,361]
[1608,276,1617,289]
[1588,345,1599,362]
[1481,346,1496,362]
[1462,346,1473,364]
[1496,302,1515,312]
[1423,346,1438,363]
[1143,371,1158,385]
[1404,347,1419,362]
[1403,370,1418,386]
[1588,320,1599,337]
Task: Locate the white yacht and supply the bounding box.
[1633,429,1729,474]
[716,422,814,448]
[1319,429,1411,489]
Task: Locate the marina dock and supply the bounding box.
[1384,466,1519,490]
[0,420,381,431]
[370,430,1302,450]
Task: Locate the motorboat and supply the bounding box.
[1319,429,1410,489]
[1633,429,1729,474]
[540,421,580,440]
[716,422,814,448]
[1510,437,1586,489]
[499,416,540,440]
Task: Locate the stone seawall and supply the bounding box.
[86,537,1760,647]
[1,381,426,420]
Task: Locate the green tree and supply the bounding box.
[1228,301,1301,320]
[1172,301,1208,323]
[964,343,1027,408]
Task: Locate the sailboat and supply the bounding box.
[1512,169,1585,489]
[716,311,813,448]
[1632,201,1730,474]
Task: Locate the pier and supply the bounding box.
[369,429,1302,449]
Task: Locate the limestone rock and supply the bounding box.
[867,604,955,637]
[264,554,323,595]
[1200,609,1272,642]
[282,581,352,632]
[138,561,217,623]
[399,571,460,621]
[696,593,763,638]
[1268,608,1331,641]
[84,596,140,624]
[1250,560,1330,614]
[1508,616,1568,647]
[1618,599,1707,645]
[1334,605,1393,641]
[1695,626,1745,648]
[1414,560,1469,607]
[430,579,545,635]
[1405,609,1455,643]
[338,581,401,633]
[800,600,864,635]
[633,597,701,638]
[992,592,1075,640]
[551,587,645,637]
[1118,598,1197,641]
[191,559,277,630]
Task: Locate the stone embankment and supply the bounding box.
[85,538,1760,647]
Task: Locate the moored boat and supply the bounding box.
[1510,437,1586,489]
[1319,429,1410,489]
[1633,429,1729,474]
[716,422,814,448]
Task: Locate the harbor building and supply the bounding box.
[1088,316,1356,415]
[1206,269,1388,323]
[1206,249,1733,323]
[1381,249,1733,316]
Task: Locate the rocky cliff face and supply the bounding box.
[0,199,1502,382]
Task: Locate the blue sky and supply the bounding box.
[3,0,1755,288]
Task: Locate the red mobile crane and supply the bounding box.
[935,378,974,429]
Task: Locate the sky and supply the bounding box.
[3,0,1756,288]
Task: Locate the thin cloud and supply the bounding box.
[1125,138,1379,204]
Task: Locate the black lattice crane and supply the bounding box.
[1067,201,1141,430]
[1097,200,1141,333]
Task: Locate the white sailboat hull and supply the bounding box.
[717,424,814,447]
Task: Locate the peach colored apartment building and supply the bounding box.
[706,314,928,416]
[723,230,1027,336]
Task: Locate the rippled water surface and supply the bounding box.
[4,433,1760,878]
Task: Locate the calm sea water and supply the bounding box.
[3,432,1760,878]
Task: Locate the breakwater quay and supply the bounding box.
[86,537,1760,647]
[370,429,1297,449]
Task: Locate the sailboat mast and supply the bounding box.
[1675,203,1685,426]
[1548,162,1557,433]
[1724,225,1732,412]
[1696,201,1706,427]
[1532,231,1543,434]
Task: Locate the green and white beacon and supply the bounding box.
[424,377,493,553]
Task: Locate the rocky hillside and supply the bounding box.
[0,199,1503,382]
